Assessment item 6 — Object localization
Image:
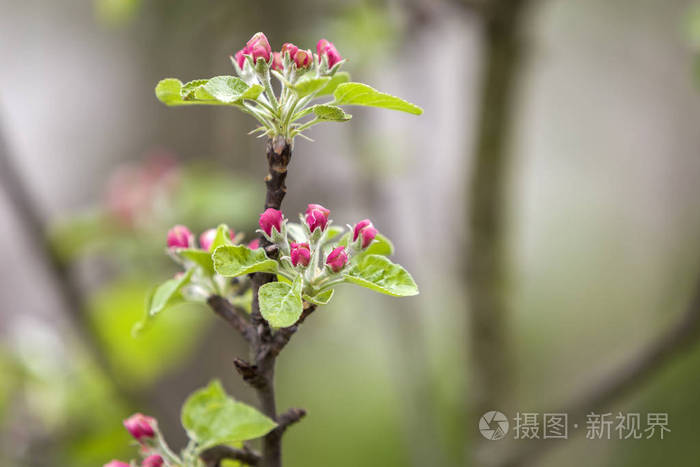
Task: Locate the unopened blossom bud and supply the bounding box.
[305,204,329,232]
[326,246,348,273]
[167,225,193,249]
[142,454,164,467]
[290,242,311,267]
[305,203,330,217]
[248,239,260,250]
[246,32,272,62]
[104,461,129,467]
[316,39,342,67]
[271,52,283,71]
[234,49,247,69]
[353,219,378,249]
[259,208,283,236]
[123,413,156,441]
[281,42,299,59]
[199,228,234,252]
[294,49,313,69]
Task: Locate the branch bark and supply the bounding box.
[200,444,261,466]
[208,136,308,467]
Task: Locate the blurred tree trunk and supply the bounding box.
[466,0,530,462]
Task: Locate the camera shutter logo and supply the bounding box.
[479,411,509,440]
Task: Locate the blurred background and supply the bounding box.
[1,0,700,466]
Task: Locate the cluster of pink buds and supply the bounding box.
[255,203,378,277]
[233,32,342,72]
[167,225,261,251]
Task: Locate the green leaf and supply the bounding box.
[148,268,194,316]
[179,249,214,273]
[259,276,303,328]
[181,79,210,99]
[303,289,334,306]
[294,76,331,97]
[211,224,234,251]
[339,232,394,258]
[312,104,352,122]
[333,82,423,115]
[203,76,262,104]
[156,78,186,105]
[213,245,278,277]
[364,233,394,256]
[182,380,277,450]
[316,71,351,96]
[156,78,227,106]
[343,255,418,297]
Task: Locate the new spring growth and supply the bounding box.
[123,413,157,441]
[157,31,423,142]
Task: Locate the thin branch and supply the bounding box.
[200,444,261,466]
[207,295,256,343]
[275,408,307,434]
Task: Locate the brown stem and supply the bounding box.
[208,136,305,467]
[200,444,261,466]
[264,135,292,211]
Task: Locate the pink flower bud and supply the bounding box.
[305,204,329,232]
[290,242,311,267]
[248,239,260,250]
[281,42,299,60]
[104,461,130,467]
[246,32,272,62]
[259,208,283,236]
[167,225,193,249]
[326,246,348,273]
[294,49,313,69]
[123,413,157,441]
[234,49,247,69]
[305,203,330,217]
[271,52,283,71]
[316,39,342,67]
[142,454,164,467]
[352,219,377,249]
